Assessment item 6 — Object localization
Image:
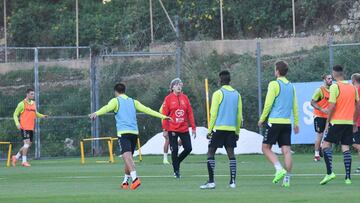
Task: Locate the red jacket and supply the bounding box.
[161,92,196,133]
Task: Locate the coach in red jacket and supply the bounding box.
[162,78,196,179]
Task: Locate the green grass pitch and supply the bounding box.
[0,154,359,203]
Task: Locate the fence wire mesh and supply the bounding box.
[1,38,360,159]
[96,44,177,148]
[0,47,91,159]
[37,47,91,157]
[330,42,360,76]
[0,48,35,158]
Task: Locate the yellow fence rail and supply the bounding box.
[80,137,142,164]
[0,141,12,167]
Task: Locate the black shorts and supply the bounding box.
[209,130,237,148]
[324,124,353,145]
[168,131,192,152]
[118,134,137,154]
[314,117,327,133]
[353,127,360,145]
[20,130,34,142]
[263,123,291,147]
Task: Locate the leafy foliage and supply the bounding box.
[0,0,354,48]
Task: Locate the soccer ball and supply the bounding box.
[102,0,111,4]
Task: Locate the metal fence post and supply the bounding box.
[328,36,334,73]
[90,51,100,155]
[94,55,100,155]
[90,50,95,155]
[34,48,41,159]
[256,42,262,134]
[175,15,181,78]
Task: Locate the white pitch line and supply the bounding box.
[57,176,104,179]
[56,173,360,179]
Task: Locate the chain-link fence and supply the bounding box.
[0,47,35,161]
[96,44,178,149]
[1,36,360,159]
[179,36,360,139]
[258,40,330,107]
[0,47,92,159]
[329,40,360,76]
[37,47,91,158]
[180,44,258,131]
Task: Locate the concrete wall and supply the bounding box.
[0,34,353,75]
[0,59,90,74]
[151,35,352,56]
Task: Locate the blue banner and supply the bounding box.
[291,81,323,144]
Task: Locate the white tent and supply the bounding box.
[134,127,282,156]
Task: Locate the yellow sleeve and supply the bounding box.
[134,100,167,119]
[235,94,243,135]
[356,88,359,102]
[36,112,45,118]
[259,81,279,122]
[159,104,164,122]
[208,90,223,133]
[95,98,118,116]
[329,84,339,103]
[13,102,24,128]
[293,87,299,126]
[311,88,323,101]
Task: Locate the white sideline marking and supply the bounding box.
[56,173,360,179]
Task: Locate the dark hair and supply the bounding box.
[26,88,34,93]
[219,70,231,85]
[333,64,343,72]
[275,60,288,76]
[114,83,126,94]
[322,74,331,80]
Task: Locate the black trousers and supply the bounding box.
[168,131,192,173]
